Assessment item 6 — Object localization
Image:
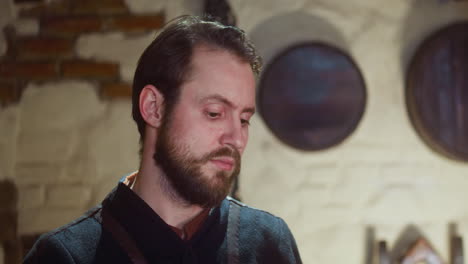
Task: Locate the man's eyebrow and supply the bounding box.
[201,94,256,114]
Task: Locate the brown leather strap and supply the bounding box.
[227,200,241,264]
[101,209,149,264]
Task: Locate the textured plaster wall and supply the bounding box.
[1,0,468,263]
[15,81,141,233]
[0,0,172,234]
[234,0,468,264]
[0,0,39,181]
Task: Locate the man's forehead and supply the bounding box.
[182,49,240,85]
[177,45,256,110]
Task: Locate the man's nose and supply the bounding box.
[220,118,245,151]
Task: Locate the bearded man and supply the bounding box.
[24,16,302,264]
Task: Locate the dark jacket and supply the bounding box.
[24,182,302,263]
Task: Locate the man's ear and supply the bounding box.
[139,84,164,128]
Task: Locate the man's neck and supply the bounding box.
[132,155,204,230]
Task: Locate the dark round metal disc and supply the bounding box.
[258,43,366,151]
[407,22,468,161]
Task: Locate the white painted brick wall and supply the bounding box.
[1,0,468,263]
[0,106,19,180]
[11,18,39,36]
[18,185,44,210]
[77,32,158,82]
[46,185,92,208]
[237,1,468,263]
[19,81,106,132]
[15,164,66,185]
[16,131,77,163]
[8,81,140,233]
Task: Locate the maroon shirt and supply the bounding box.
[168,209,210,241]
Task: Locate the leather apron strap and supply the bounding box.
[227,201,241,264]
[101,201,241,264]
[101,209,149,264]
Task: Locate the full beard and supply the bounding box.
[153,121,241,208]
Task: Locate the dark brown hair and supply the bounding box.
[132,15,262,142]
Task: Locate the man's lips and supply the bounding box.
[210,157,234,171]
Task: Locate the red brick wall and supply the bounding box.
[0,0,165,106]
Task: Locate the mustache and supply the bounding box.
[199,147,241,164]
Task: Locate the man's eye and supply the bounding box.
[207,112,220,118]
[241,119,250,126]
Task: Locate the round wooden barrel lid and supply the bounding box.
[258,42,366,151]
[407,22,468,161]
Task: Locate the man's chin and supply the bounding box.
[191,179,233,207]
[200,168,233,184]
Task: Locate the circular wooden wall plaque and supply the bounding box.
[407,22,468,161]
[258,43,366,151]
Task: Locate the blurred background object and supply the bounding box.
[406,22,468,162]
[0,180,21,264]
[367,224,464,264]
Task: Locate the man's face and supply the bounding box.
[154,46,256,207]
